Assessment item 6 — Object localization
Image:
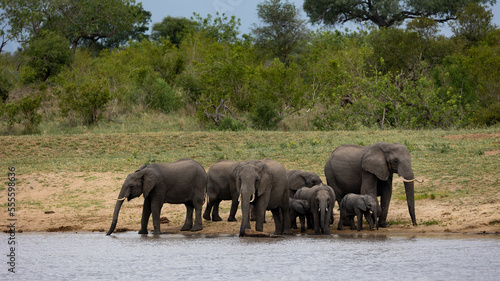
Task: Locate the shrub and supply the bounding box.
[140,77,183,114]
[216,116,247,131]
[249,99,283,130]
[58,77,111,125]
[1,93,42,134]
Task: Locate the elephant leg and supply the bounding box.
[291,210,298,229]
[271,208,283,235]
[181,203,194,231]
[349,215,356,230]
[254,201,267,232]
[312,211,321,235]
[192,202,203,231]
[228,197,239,222]
[139,197,152,234]
[151,201,163,235]
[281,200,292,235]
[354,209,364,231]
[203,198,213,221]
[212,200,223,221]
[299,214,306,232]
[337,214,344,231]
[378,180,393,227]
[306,213,314,229]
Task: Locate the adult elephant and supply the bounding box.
[286,169,323,198]
[324,142,420,227]
[294,184,336,235]
[106,158,207,235]
[203,160,239,222]
[234,159,292,237]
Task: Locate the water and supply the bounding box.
[2,232,499,280]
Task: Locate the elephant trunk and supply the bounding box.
[106,187,128,236]
[404,180,417,226]
[106,198,125,235]
[319,202,329,234]
[239,187,253,237]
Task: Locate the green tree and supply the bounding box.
[0,0,149,49]
[191,12,241,44]
[303,0,496,28]
[251,0,309,63]
[22,30,73,83]
[151,16,198,46]
[450,3,496,44]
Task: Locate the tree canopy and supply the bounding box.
[303,0,497,28]
[251,0,309,63]
[0,0,149,48]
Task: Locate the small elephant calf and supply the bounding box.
[338,193,378,231]
[289,198,310,233]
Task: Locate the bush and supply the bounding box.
[249,100,283,130]
[140,77,183,114]
[1,93,43,134]
[216,116,247,131]
[58,77,111,125]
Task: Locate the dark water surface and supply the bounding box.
[2,232,499,280]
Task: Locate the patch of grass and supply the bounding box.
[489,220,500,225]
[387,219,411,225]
[424,220,440,226]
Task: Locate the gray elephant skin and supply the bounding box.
[294,184,336,235]
[338,193,378,231]
[289,198,310,233]
[286,169,322,229]
[203,160,239,222]
[106,158,207,235]
[324,142,418,227]
[234,159,292,237]
[286,170,323,198]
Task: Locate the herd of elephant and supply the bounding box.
[106,142,421,237]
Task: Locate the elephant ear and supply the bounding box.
[361,144,389,181]
[232,162,245,194]
[325,185,336,206]
[290,173,306,191]
[256,162,272,197]
[358,197,368,212]
[140,168,158,199]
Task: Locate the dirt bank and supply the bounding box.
[3,171,499,236]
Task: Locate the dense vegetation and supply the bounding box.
[0,0,499,135]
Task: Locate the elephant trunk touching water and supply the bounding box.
[107,197,126,235]
[106,159,207,235]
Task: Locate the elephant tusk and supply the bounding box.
[402,178,424,183]
[249,193,255,203]
[115,197,127,201]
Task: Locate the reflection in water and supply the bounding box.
[3,232,500,280]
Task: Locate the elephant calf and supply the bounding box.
[338,193,378,231]
[289,198,310,233]
[294,184,336,235]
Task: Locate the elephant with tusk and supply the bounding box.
[325,142,421,227]
[107,158,207,236]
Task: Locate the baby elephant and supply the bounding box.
[338,194,378,231]
[289,198,310,233]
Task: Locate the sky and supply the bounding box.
[2,0,500,52]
